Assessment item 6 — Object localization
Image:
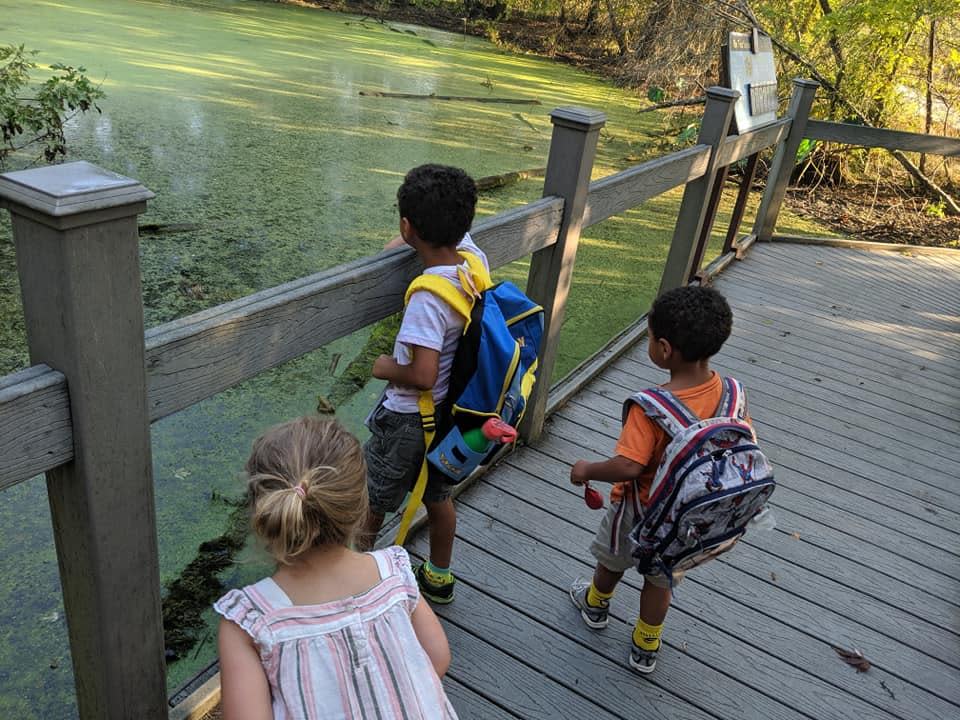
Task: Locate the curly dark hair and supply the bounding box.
[397,164,477,248]
[649,286,733,361]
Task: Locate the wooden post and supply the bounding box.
[753,78,819,242]
[0,162,167,719]
[722,152,760,254]
[658,86,739,294]
[521,106,605,443]
[688,163,729,281]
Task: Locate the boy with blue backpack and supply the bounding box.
[569,286,774,673]
[362,164,543,605]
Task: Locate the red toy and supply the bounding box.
[584,483,604,510]
[481,417,518,443]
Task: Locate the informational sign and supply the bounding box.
[724,29,778,132]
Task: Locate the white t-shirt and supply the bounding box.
[383,233,490,413]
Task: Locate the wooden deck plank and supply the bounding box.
[760,242,960,293]
[499,442,960,662]
[721,251,960,345]
[716,299,960,391]
[618,350,960,463]
[480,459,960,706]
[410,511,905,720]
[418,243,959,719]
[558,390,960,546]
[755,243,960,313]
[454,472,960,715]
[444,499,954,720]
[443,677,522,720]
[741,248,960,323]
[440,622,621,720]
[607,350,960,460]
[546,410,960,588]
[571,380,960,527]
[714,307,960,399]
[509,437,960,608]
[606,361,960,502]
[410,546,722,720]
[660,342,960,444]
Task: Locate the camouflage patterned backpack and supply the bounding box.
[626,377,775,580]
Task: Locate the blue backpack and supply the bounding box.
[394,251,543,543]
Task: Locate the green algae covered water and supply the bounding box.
[0,1,830,716]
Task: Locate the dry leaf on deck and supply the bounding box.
[791,532,801,541]
[832,646,871,673]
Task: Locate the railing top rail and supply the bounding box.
[582,144,711,229]
[0,365,72,489]
[805,120,960,157]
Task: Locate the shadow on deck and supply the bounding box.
[414,241,960,720]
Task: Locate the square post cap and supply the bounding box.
[0,161,153,229]
[550,107,607,131]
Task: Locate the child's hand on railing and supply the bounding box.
[384,235,406,250]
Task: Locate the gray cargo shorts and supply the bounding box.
[364,403,451,514]
[590,497,685,589]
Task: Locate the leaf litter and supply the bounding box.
[832,645,871,673]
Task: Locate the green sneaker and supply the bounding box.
[415,563,456,604]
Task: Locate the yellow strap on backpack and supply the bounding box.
[393,251,492,546]
[394,391,436,545]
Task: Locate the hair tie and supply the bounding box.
[294,485,306,499]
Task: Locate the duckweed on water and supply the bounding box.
[0,1,835,715]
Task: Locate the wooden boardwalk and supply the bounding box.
[410,241,960,720]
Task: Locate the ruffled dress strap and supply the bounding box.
[376,545,420,614]
[213,580,279,658]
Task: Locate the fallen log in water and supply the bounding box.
[138,222,201,234]
[359,91,541,105]
[475,167,547,191]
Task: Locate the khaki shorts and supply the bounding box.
[589,496,684,589]
[363,404,451,514]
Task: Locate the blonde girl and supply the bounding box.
[215,416,456,720]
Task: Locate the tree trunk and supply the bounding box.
[816,0,844,117]
[635,1,674,60]
[583,0,600,34]
[921,18,936,175]
[733,1,959,214]
[604,0,628,56]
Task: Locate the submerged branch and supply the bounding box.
[359,91,541,105]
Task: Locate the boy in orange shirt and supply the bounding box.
[569,285,746,673]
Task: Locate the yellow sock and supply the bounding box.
[633,617,663,651]
[586,583,614,608]
[423,561,453,586]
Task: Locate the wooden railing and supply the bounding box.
[1,76,958,719]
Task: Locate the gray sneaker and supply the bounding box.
[569,578,609,629]
[629,638,659,674]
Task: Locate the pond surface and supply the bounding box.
[0,1,657,715]
[0,1,829,716]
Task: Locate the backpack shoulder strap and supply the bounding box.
[404,274,474,323]
[624,388,698,439]
[458,251,493,293]
[716,376,748,420]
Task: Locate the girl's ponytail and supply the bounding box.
[246,417,367,564]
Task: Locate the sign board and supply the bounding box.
[724,29,778,133]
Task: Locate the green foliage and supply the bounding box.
[925,200,946,219]
[646,85,665,103]
[676,122,699,146]
[796,137,816,164]
[0,44,104,167]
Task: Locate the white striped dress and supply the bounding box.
[214,546,458,720]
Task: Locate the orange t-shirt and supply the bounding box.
[611,372,752,505]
